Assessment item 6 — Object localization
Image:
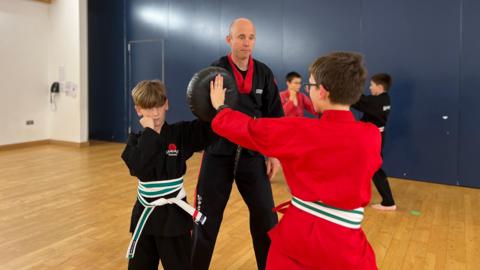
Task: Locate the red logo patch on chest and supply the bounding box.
[166,143,179,157]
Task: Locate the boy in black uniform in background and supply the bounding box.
[352,73,396,211]
[122,80,212,270]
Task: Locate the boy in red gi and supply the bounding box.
[280,71,317,117]
[209,52,381,269]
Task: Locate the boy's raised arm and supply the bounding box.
[212,108,293,158]
[121,128,159,177]
[180,119,215,155]
[210,73,294,158]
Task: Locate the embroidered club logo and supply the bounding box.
[166,143,179,157]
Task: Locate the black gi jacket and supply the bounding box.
[352,92,391,148]
[121,120,212,236]
[207,56,284,156]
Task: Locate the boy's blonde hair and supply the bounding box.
[131,80,167,108]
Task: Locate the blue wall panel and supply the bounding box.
[88,0,126,142]
[89,0,480,187]
[282,0,362,86]
[163,0,210,123]
[126,0,168,41]
[459,0,480,188]
[128,40,165,133]
[361,0,461,185]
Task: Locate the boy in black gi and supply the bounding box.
[122,80,212,270]
[352,73,396,211]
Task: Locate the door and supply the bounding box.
[127,39,165,134]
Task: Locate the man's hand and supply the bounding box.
[210,74,226,110]
[266,157,281,180]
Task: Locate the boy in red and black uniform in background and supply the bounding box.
[280,71,317,117]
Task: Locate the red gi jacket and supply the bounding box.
[280,90,317,117]
[212,108,382,269]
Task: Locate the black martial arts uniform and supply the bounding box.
[191,55,284,270]
[122,120,212,270]
[352,93,396,206]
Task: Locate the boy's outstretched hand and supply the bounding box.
[210,74,226,110]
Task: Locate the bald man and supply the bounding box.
[192,18,284,270]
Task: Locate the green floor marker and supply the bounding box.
[410,210,421,216]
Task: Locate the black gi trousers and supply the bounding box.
[191,151,278,270]
[373,133,395,206]
[128,233,191,270]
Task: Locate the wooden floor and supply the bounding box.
[0,142,479,270]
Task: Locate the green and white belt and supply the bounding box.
[126,176,206,259]
[291,196,364,229]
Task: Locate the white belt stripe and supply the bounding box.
[291,197,364,229]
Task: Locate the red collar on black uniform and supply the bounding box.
[227,53,254,94]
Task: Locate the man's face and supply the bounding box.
[227,21,256,61]
[287,77,302,92]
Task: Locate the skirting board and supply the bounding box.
[0,140,90,151]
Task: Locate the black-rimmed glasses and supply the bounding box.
[303,83,319,92]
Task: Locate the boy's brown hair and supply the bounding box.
[285,71,302,82]
[131,80,167,108]
[371,73,392,91]
[309,51,367,105]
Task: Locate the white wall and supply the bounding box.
[0,0,50,145]
[0,0,88,145]
[46,0,88,143]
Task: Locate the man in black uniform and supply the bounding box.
[191,18,284,270]
[352,73,396,211]
[122,80,212,270]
